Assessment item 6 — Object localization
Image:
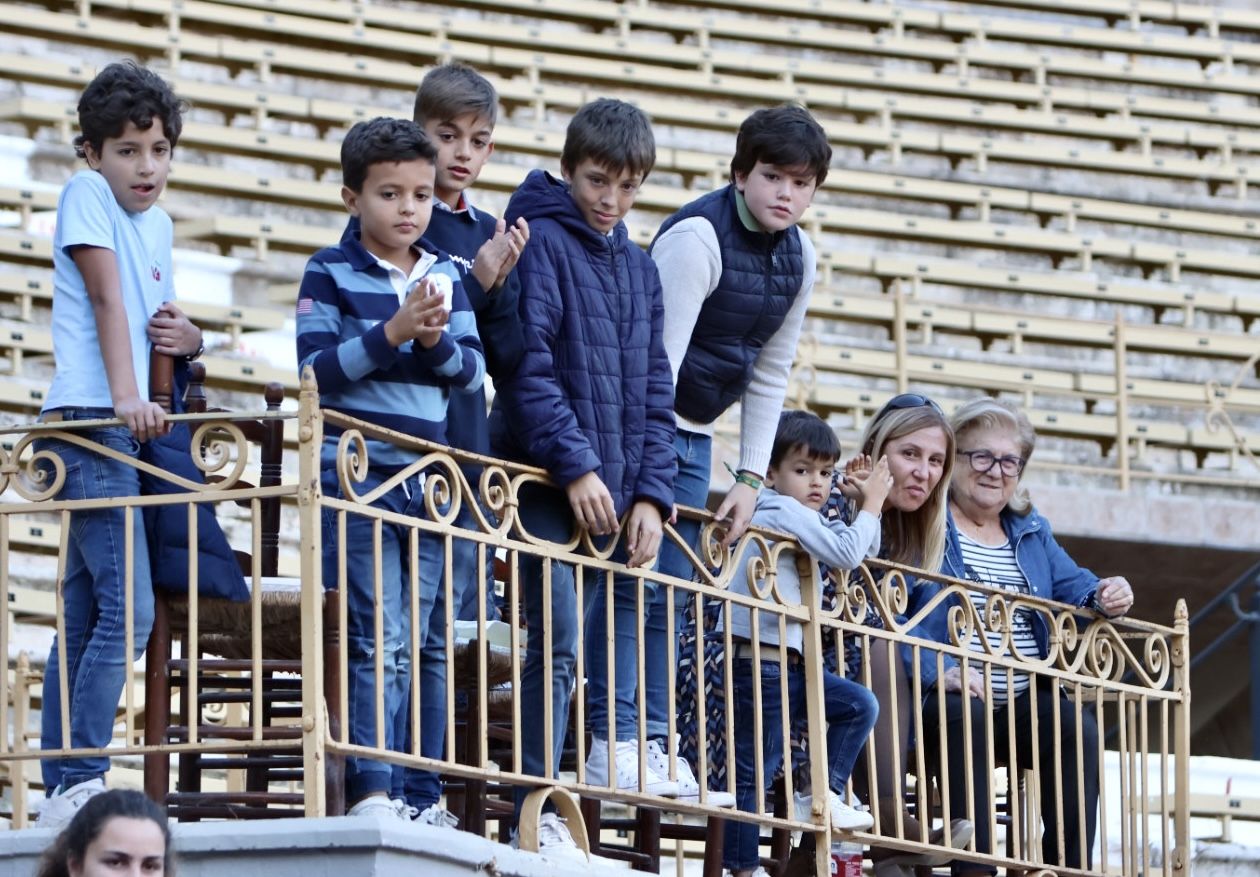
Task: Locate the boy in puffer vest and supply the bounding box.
[647,104,831,801]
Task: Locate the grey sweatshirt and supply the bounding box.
[721,487,881,654]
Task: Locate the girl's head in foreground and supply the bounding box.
[38,790,172,877]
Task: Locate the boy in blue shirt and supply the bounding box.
[295,117,484,824]
[412,62,528,623]
[489,98,676,859]
[36,61,201,829]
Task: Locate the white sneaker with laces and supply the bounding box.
[38,777,106,831]
[510,811,588,863]
[644,737,736,807]
[414,803,459,828]
[348,794,410,822]
[392,798,419,820]
[585,737,680,797]
[827,790,874,832]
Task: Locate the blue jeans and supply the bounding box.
[583,542,650,742]
[37,413,155,791]
[389,524,449,810]
[724,656,879,871]
[647,429,712,739]
[321,454,447,805]
[512,483,579,818]
[451,491,500,622]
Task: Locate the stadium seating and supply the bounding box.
[0,0,1257,480]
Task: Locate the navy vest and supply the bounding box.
[651,185,805,425]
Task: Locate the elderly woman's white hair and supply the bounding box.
[949,397,1036,516]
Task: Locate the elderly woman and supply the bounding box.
[911,398,1134,876]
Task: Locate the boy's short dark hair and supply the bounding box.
[413,62,498,127]
[341,117,438,193]
[74,61,185,160]
[770,409,840,467]
[730,104,831,186]
[560,98,655,181]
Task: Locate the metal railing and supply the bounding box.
[0,370,1191,875]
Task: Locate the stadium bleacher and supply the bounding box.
[0,0,1257,473]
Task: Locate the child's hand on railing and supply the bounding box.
[115,395,166,442]
[565,471,617,536]
[624,500,662,568]
[714,480,757,549]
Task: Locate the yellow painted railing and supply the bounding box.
[0,370,1190,876]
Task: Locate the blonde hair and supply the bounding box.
[949,397,1035,516]
[859,402,955,573]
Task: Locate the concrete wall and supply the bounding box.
[0,816,614,877]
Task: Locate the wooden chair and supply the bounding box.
[143,358,344,819]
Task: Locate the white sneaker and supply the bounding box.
[827,790,874,832]
[414,803,459,828]
[510,811,588,863]
[347,794,410,822]
[585,737,680,797]
[38,777,106,831]
[644,737,736,807]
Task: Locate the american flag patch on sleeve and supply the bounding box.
[296,298,314,315]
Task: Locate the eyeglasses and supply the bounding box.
[957,449,1026,478]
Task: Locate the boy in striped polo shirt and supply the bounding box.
[295,117,484,823]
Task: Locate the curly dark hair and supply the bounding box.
[340,116,438,193]
[36,789,173,877]
[74,61,186,160]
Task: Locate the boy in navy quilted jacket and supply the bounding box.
[489,98,677,857]
[295,117,484,825]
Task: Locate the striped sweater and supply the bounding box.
[296,218,485,469]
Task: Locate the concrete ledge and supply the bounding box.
[0,816,618,877]
[1033,481,1260,550]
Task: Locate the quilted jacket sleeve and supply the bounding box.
[505,231,602,486]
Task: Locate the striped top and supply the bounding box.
[295,218,485,470]
[959,532,1037,702]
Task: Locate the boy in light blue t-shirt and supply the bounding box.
[36,61,202,830]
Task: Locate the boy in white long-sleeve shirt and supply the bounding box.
[642,106,830,805]
[721,410,888,876]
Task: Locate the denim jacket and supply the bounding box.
[906,506,1100,690]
